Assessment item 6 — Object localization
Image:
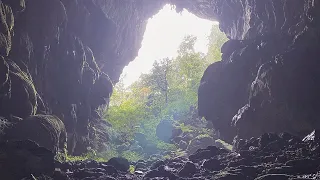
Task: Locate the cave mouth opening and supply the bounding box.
[121,4,216,87]
[99,4,229,163]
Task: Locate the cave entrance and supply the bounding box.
[102,4,229,162]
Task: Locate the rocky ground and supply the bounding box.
[2,131,320,180]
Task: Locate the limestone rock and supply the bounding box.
[4,114,67,155]
[107,157,130,172]
[156,120,174,143]
[0,140,55,179]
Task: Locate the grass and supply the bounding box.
[66,148,119,162]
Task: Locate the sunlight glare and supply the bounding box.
[121,4,216,87]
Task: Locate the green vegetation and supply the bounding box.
[121,151,144,162]
[176,123,194,133]
[84,25,228,162]
[129,165,135,174]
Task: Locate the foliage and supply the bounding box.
[206,24,228,62]
[99,24,228,162]
[66,144,119,162]
[121,151,144,162]
[175,123,194,133]
[129,165,135,174]
[156,141,177,151]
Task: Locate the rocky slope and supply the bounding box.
[4,132,320,179]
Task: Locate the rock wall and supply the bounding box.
[0,0,167,155]
[198,0,320,143]
[1,0,319,154]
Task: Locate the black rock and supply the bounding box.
[156,120,174,142]
[86,160,100,168]
[201,158,223,171]
[178,140,188,150]
[135,161,147,171]
[0,140,55,180]
[53,169,70,180]
[144,165,177,179]
[73,169,105,179]
[107,157,130,172]
[101,163,119,176]
[150,160,166,170]
[255,174,293,180]
[178,161,197,177]
[189,147,220,162]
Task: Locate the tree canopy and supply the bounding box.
[97,24,228,161]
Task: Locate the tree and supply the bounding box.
[103,28,228,159]
[148,58,173,104]
[206,24,228,62]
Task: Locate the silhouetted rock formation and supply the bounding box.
[198,0,320,142]
[0,0,167,155]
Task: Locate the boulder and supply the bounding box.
[4,114,67,155]
[107,157,130,172]
[178,140,188,150]
[156,120,174,143]
[187,135,216,154]
[0,140,55,179]
[178,161,197,177]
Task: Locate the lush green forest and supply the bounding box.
[69,24,228,162]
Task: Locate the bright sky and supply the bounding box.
[122,4,216,87]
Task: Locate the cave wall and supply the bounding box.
[0,0,319,154]
[0,0,167,155]
[197,0,320,143]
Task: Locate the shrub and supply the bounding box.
[156,141,177,151]
[175,122,193,133]
[129,165,135,174]
[121,151,144,162]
